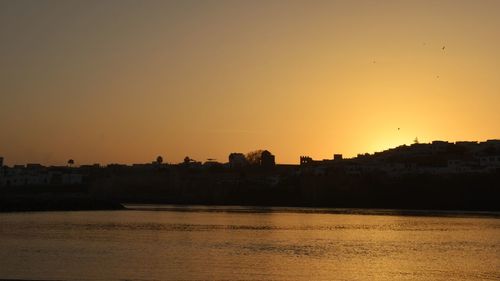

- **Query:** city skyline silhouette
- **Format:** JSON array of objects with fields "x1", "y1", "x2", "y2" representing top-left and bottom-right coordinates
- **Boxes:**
[{"x1": 0, "y1": 2, "x2": 499, "y2": 281}]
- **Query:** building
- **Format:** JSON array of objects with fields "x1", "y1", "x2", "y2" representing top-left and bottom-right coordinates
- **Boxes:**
[
  {"x1": 479, "y1": 155, "x2": 500, "y2": 168},
  {"x1": 300, "y1": 156, "x2": 313, "y2": 165},
  {"x1": 0, "y1": 165, "x2": 84, "y2": 187},
  {"x1": 261, "y1": 150, "x2": 275, "y2": 168}
]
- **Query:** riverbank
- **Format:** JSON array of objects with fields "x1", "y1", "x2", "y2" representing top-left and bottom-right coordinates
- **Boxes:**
[
  {"x1": 124, "y1": 203, "x2": 500, "y2": 219},
  {"x1": 0, "y1": 195, "x2": 124, "y2": 212}
]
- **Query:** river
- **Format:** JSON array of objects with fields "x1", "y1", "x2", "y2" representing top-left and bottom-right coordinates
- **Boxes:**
[{"x1": 0, "y1": 206, "x2": 499, "y2": 281}]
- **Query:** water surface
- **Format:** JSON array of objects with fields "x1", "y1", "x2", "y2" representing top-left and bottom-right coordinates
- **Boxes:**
[{"x1": 0, "y1": 206, "x2": 499, "y2": 281}]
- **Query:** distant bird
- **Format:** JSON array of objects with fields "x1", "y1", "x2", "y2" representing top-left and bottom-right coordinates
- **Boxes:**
[
  {"x1": 398, "y1": 128, "x2": 400, "y2": 131},
  {"x1": 373, "y1": 60, "x2": 377, "y2": 64},
  {"x1": 436, "y1": 75, "x2": 440, "y2": 79},
  {"x1": 442, "y1": 46, "x2": 446, "y2": 51}
]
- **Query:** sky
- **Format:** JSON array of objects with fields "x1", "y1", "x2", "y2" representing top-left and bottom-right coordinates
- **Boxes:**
[{"x1": 1, "y1": 0, "x2": 499, "y2": 165}]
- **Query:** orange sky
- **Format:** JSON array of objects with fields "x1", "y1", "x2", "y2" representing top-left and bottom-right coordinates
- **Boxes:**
[{"x1": 1, "y1": 0, "x2": 499, "y2": 165}]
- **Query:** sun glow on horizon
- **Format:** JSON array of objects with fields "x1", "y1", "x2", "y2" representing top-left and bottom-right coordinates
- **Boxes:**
[{"x1": 0, "y1": 0, "x2": 499, "y2": 165}]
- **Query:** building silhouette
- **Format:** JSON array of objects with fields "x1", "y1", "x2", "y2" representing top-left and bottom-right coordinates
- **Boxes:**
[
  {"x1": 261, "y1": 150, "x2": 275, "y2": 168},
  {"x1": 300, "y1": 156, "x2": 313, "y2": 165}
]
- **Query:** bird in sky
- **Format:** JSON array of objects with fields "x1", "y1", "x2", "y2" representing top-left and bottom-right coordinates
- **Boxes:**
[{"x1": 442, "y1": 46, "x2": 446, "y2": 51}]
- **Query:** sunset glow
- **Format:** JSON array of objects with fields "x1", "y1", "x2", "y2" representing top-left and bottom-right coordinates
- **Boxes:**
[{"x1": 1, "y1": 0, "x2": 499, "y2": 165}]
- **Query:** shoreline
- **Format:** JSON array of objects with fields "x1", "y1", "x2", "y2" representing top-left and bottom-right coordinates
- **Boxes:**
[
  {"x1": 0, "y1": 196, "x2": 125, "y2": 213},
  {"x1": 123, "y1": 203, "x2": 500, "y2": 219}
]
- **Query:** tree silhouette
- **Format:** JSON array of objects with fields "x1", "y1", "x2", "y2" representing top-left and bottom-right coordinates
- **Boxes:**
[
  {"x1": 156, "y1": 156, "x2": 163, "y2": 164},
  {"x1": 67, "y1": 159, "x2": 75, "y2": 167},
  {"x1": 246, "y1": 150, "x2": 264, "y2": 165}
]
